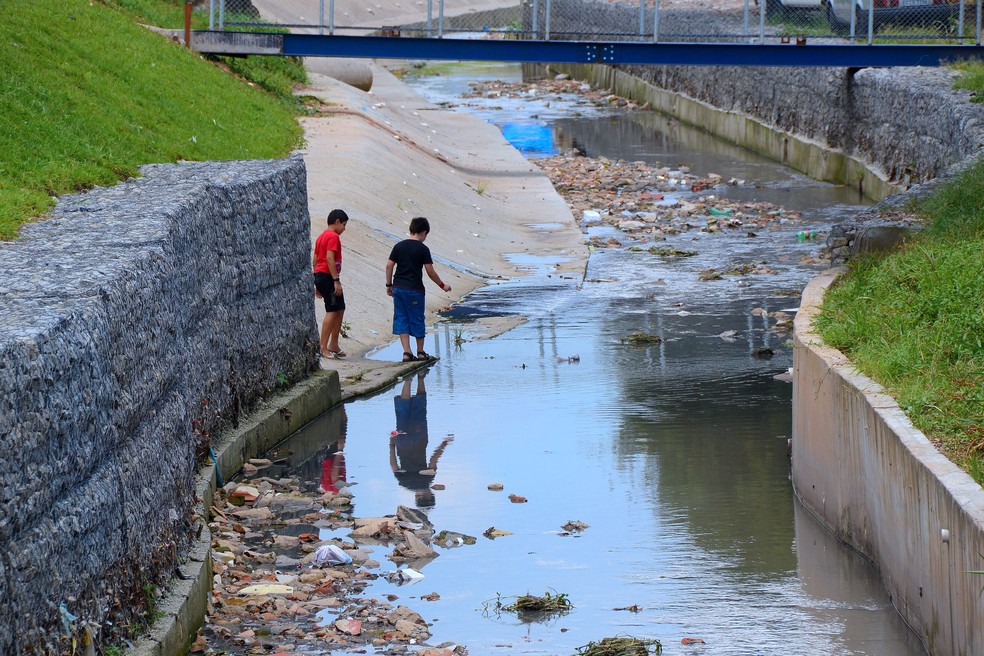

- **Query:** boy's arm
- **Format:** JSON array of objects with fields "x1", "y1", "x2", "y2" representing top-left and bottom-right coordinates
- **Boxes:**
[
  {"x1": 326, "y1": 250, "x2": 342, "y2": 295},
  {"x1": 385, "y1": 260, "x2": 396, "y2": 296},
  {"x1": 424, "y1": 263, "x2": 451, "y2": 292}
]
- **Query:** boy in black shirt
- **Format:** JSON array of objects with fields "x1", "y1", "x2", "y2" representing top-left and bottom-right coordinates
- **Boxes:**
[{"x1": 385, "y1": 217, "x2": 451, "y2": 362}]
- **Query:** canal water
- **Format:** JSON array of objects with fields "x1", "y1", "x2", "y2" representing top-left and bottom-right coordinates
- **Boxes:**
[{"x1": 264, "y1": 64, "x2": 926, "y2": 655}]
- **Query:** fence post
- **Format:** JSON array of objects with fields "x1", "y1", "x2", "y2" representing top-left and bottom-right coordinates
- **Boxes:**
[
  {"x1": 319, "y1": 0, "x2": 325, "y2": 36},
  {"x1": 439, "y1": 0, "x2": 444, "y2": 37},
  {"x1": 976, "y1": 0, "x2": 981, "y2": 44},
  {"x1": 546, "y1": 0, "x2": 551, "y2": 40},
  {"x1": 653, "y1": 0, "x2": 660, "y2": 42},
  {"x1": 533, "y1": 0, "x2": 540, "y2": 38},
  {"x1": 743, "y1": 0, "x2": 750, "y2": 39},
  {"x1": 209, "y1": 0, "x2": 215, "y2": 30},
  {"x1": 639, "y1": 0, "x2": 645, "y2": 37},
  {"x1": 427, "y1": 0, "x2": 433, "y2": 37},
  {"x1": 184, "y1": 0, "x2": 192, "y2": 47},
  {"x1": 218, "y1": 0, "x2": 224, "y2": 30},
  {"x1": 867, "y1": 0, "x2": 873, "y2": 45},
  {"x1": 330, "y1": 0, "x2": 335, "y2": 34},
  {"x1": 758, "y1": 0, "x2": 765, "y2": 42}
]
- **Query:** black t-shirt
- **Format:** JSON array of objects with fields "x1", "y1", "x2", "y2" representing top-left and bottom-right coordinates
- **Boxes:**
[{"x1": 388, "y1": 238, "x2": 433, "y2": 291}]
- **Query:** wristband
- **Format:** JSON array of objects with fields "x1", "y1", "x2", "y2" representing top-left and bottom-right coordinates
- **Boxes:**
[{"x1": 385, "y1": 283, "x2": 393, "y2": 287}]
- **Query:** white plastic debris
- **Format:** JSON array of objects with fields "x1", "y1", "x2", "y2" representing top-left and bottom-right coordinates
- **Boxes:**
[
  {"x1": 389, "y1": 567, "x2": 425, "y2": 584},
  {"x1": 313, "y1": 544, "x2": 353, "y2": 566}
]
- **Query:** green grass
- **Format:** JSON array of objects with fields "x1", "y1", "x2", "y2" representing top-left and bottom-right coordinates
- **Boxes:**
[
  {"x1": 816, "y1": 156, "x2": 984, "y2": 478},
  {"x1": 953, "y1": 59, "x2": 984, "y2": 102},
  {"x1": 0, "y1": 0, "x2": 305, "y2": 239}
]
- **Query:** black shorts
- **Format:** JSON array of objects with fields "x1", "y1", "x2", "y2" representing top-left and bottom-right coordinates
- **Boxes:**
[{"x1": 314, "y1": 272, "x2": 345, "y2": 312}]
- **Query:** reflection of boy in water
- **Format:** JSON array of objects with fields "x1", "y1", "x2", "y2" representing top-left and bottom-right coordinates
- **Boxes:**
[
  {"x1": 390, "y1": 371, "x2": 453, "y2": 507},
  {"x1": 319, "y1": 406, "x2": 347, "y2": 494},
  {"x1": 319, "y1": 439, "x2": 346, "y2": 494}
]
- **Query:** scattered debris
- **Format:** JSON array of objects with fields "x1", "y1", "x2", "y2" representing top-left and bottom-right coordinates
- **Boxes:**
[
  {"x1": 561, "y1": 520, "x2": 590, "y2": 533},
  {"x1": 620, "y1": 331, "x2": 663, "y2": 345},
  {"x1": 483, "y1": 527, "x2": 513, "y2": 539},
  {"x1": 434, "y1": 530, "x2": 477, "y2": 547},
  {"x1": 498, "y1": 591, "x2": 573, "y2": 614},
  {"x1": 508, "y1": 493, "x2": 528, "y2": 503},
  {"x1": 575, "y1": 636, "x2": 663, "y2": 655},
  {"x1": 647, "y1": 245, "x2": 696, "y2": 257}
]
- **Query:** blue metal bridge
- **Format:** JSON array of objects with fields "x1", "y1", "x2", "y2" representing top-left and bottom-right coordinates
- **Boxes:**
[{"x1": 192, "y1": 0, "x2": 983, "y2": 66}]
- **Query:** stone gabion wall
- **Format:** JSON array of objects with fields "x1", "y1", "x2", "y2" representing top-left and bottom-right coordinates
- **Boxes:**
[
  {"x1": 0, "y1": 155, "x2": 317, "y2": 653},
  {"x1": 540, "y1": 0, "x2": 984, "y2": 187}
]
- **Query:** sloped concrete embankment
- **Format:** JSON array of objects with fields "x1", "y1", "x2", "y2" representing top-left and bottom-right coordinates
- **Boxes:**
[
  {"x1": 539, "y1": 61, "x2": 984, "y2": 200},
  {"x1": 0, "y1": 156, "x2": 319, "y2": 654},
  {"x1": 793, "y1": 272, "x2": 984, "y2": 656}
]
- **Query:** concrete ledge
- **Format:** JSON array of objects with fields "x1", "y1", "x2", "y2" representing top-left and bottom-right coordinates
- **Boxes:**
[{"x1": 792, "y1": 270, "x2": 984, "y2": 656}]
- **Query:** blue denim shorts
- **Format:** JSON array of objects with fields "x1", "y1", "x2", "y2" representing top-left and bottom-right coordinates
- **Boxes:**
[{"x1": 392, "y1": 287, "x2": 426, "y2": 338}]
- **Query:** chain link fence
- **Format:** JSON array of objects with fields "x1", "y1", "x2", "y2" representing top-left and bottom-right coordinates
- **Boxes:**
[{"x1": 212, "y1": 0, "x2": 982, "y2": 44}]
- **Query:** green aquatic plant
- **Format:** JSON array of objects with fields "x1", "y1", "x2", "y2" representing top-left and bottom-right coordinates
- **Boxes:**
[
  {"x1": 620, "y1": 331, "x2": 662, "y2": 345},
  {"x1": 575, "y1": 635, "x2": 662, "y2": 656}
]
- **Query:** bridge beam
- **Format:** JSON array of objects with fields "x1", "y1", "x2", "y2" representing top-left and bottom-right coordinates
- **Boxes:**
[{"x1": 191, "y1": 31, "x2": 984, "y2": 67}]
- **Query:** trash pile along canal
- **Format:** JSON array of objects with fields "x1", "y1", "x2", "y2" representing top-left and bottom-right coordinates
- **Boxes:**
[{"x1": 197, "y1": 74, "x2": 822, "y2": 656}]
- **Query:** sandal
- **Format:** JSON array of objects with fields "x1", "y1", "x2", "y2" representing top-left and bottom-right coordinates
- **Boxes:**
[
  {"x1": 416, "y1": 351, "x2": 433, "y2": 361},
  {"x1": 402, "y1": 352, "x2": 417, "y2": 362},
  {"x1": 327, "y1": 349, "x2": 347, "y2": 359}
]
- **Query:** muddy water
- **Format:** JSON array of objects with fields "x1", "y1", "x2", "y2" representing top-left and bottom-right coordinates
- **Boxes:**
[{"x1": 265, "y1": 64, "x2": 926, "y2": 654}]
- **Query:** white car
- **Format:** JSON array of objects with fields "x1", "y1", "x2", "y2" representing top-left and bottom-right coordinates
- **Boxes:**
[
  {"x1": 825, "y1": 0, "x2": 965, "y2": 33},
  {"x1": 758, "y1": 0, "x2": 824, "y2": 19}
]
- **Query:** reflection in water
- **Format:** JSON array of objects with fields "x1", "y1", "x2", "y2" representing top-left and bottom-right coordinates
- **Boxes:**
[
  {"x1": 319, "y1": 436, "x2": 347, "y2": 495},
  {"x1": 391, "y1": 370, "x2": 454, "y2": 508}
]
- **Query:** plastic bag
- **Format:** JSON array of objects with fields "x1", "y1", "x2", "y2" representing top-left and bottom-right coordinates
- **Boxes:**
[{"x1": 313, "y1": 544, "x2": 353, "y2": 565}]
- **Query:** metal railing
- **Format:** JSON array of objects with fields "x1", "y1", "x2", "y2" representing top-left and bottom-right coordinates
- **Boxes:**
[{"x1": 207, "y1": 0, "x2": 982, "y2": 45}]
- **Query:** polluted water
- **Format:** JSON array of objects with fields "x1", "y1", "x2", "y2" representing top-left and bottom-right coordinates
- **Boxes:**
[{"x1": 217, "y1": 63, "x2": 926, "y2": 656}]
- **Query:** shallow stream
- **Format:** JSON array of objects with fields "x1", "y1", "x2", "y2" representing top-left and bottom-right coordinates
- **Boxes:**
[{"x1": 263, "y1": 63, "x2": 926, "y2": 655}]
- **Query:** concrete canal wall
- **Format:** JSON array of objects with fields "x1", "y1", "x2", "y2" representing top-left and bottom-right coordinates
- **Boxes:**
[
  {"x1": 540, "y1": 62, "x2": 984, "y2": 200},
  {"x1": 0, "y1": 156, "x2": 321, "y2": 654},
  {"x1": 793, "y1": 271, "x2": 984, "y2": 656}
]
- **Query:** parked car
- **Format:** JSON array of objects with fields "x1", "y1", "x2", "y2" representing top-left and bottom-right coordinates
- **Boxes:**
[
  {"x1": 755, "y1": 0, "x2": 823, "y2": 18},
  {"x1": 825, "y1": 0, "x2": 965, "y2": 34},
  {"x1": 758, "y1": 0, "x2": 824, "y2": 19}
]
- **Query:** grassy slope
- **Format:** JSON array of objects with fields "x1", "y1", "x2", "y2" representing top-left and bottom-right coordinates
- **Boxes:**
[
  {"x1": 817, "y1": 159, "x2": 984, "y2": 480},
  {"x1": 0, "y1": 0, "x2": 303, "y2": 239}
]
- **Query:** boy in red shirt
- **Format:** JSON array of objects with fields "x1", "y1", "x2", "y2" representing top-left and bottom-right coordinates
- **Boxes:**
[{"x1": 313, "y1": 209, "x2": 349, "y2": 358}]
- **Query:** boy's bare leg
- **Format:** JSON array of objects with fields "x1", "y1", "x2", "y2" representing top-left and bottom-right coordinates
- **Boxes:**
[
  {"x1": 319, "y1": 315, "x2": 332, "y2": 354},
  {"x1": 325, "y1": 310, "x2": 344, "y2": 353}
]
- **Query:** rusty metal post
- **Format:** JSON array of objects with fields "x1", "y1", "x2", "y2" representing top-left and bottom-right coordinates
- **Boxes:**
[{"x1": 184, "y1": 0, "x2": 192, "y2": 48}]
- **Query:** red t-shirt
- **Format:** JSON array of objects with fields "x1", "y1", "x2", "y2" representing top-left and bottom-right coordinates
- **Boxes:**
[{"x1": 314, "y1": 229, "x2": 342, "y2": 275}]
